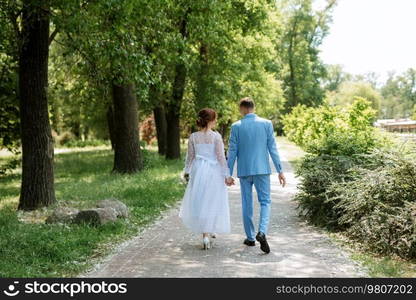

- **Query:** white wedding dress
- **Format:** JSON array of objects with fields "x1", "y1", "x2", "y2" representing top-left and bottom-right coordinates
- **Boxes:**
[{"x1": 179, "y1": 130, "x2": 231, "y2": 234}]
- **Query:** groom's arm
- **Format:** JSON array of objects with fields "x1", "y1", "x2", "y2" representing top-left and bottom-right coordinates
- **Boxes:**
[
  {"x1": 266, "y1": 121, "x2": 283, "y2": 173},
  {"x1": 227, "y1": 124, "x2": 238, "y2": 176}
]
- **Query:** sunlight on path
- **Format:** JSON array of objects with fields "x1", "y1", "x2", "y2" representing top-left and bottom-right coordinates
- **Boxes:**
[{"x1": 84, "y1": 139, "x2": 366, "y2": 278}]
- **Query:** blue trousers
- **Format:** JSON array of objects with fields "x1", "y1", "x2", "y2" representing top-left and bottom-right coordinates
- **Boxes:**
[{"x1": 239, "y1": 175, "x2": 271, "y2": 241}]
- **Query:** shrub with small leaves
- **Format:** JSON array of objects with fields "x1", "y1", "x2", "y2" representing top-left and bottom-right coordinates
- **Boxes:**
[
  {"x1": 287, "y1": 96, "x2": 416, "y2": 259},
  {"x1": 328, "y1": 148, "x2": 416, "y2": 259},
  {"x1": 282, "y1": 97, "x2": 385, "y2": 156},
  {"x1": 294, "y1": 153, "x2": 363, "y2": 229}
]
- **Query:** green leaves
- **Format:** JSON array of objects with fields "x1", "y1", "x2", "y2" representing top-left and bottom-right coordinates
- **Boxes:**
[
  {"x1": 330, "y1": 148, "x2": 416, "y2": 259},
  {"x1": 287, "y1": 67, "x2": 416, "y2": 259},
  {"x1": 380, "y1": 68, "x2": 416, "y2": 119},
  {"x1": 282, "y1": 97, "x2": 382, "y2": 156},
  {"x1": 0, "y1": 50, "x2": 20, "y2": 157},
  {"x1": 326, "y1": 81, "x2": 382, "y2": 113},
  {"x1": 278, "y1": 0, "x2": 335, "y2": 111}
]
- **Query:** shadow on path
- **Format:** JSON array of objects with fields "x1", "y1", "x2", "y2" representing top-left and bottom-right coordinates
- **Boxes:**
[{"x1": 84, "y1": 144, "x2": 366, "y2": 278}]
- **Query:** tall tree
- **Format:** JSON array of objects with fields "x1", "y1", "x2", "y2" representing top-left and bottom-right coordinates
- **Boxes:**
[
  {"x1": 380, "y1": 69, "x2": 416, "y2": 118},
  {"x1": 165, "y1": 7, "x2": 189, "y2": 159},
  {"x1": 325, "y1": 81, "x2": 381, "y2": 112},
  {"x1": 322, "y1": 64, "x2": 351, "y2": 92},
  {"x1": 184, "y1": 0, "x2": 283, "y2": 132},
  {"x1": 279, "y1": 0, "x2": 336, "y2": 112},
  {"x1": 151, "y1": 85, "x2": 168, "y2": 155},
  {"x1": 18, "y1": 0, "x2": 56, "y2": 209},
  {"x1": 194, "y1": 43, "x2": 211, "y2": 111},
  {"x1": 58, "y1": 0, "x2": 155, "y2": 172},
  {"x1": 112, "y1": 83, "x2": 142, "y2": 172}
]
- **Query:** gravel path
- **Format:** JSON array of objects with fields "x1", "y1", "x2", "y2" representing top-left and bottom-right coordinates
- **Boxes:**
[{"x1": 84, "y1": 142, "x2": 366, "y2": 278}]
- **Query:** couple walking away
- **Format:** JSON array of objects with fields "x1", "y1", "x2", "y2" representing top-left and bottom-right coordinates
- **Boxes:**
[{"x1": 179, "y1": 97, "x2": 287, "y2": 254}]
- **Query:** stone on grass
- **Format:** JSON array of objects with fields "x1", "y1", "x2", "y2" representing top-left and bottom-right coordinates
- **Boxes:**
[
  {"x1": 96, "y1": 198, "x2": 129, "y2": 218},
  {"x1": 46, "y1": 207, "x2": 79, "y2": 224},
  {"x1": 74, "y1": 207, "x2": 117, "y2": 226}
]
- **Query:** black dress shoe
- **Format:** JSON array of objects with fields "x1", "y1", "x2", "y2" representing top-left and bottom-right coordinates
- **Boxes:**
[
  {"x1": 243, "y1": 239, "x2": 255, "y2": 246},
  {"x1": 256, "y1": 232, "x2": 270, "y2": 254}
]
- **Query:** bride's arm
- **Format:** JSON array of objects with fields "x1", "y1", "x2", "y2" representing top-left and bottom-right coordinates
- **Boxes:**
[
  {"x1": 184, "y1": 134, "x2": 195, "y2": 174},
  {"x1": 215, "y1": 133, "x2": 231, "y2": 178}
]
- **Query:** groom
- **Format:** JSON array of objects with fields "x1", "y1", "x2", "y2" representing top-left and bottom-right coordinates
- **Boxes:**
[{"x1": 226, "y1": 97, "x2": 286, "y2": 254}]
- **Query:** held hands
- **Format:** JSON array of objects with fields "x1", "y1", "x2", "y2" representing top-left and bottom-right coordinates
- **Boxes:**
[
  {"x1": 185, "y1": 174, "x2": 235, "y2": 186},
  {"x1": 224, "y1": 175, "x2": 285, "y2": 187},
  {"x1": 225, "y1": 176, "x2": 235, "y2": 186},
  {"x1": 278, "y1": 172, "x2": 286, "y2": 187}
]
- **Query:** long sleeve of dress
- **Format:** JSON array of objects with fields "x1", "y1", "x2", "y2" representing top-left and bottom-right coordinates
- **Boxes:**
[
  {"x1": 184, "y1": 134, "x2": 195, "y2": 174},
  {"x1": 215, "y1": 133, "x2": 231, "y2": 178}
]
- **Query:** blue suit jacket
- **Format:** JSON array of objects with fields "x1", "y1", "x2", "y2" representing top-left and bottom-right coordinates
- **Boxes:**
[{"x1": 227, "y1": 113, "x2": 283, "y2": 177}]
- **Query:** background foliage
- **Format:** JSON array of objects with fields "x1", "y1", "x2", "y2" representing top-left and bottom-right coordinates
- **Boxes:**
[{"x1": 284, "y1": 97, "x2": 416, "y2": 259}]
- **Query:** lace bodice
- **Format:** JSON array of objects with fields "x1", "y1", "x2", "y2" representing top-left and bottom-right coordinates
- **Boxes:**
[{"x1": 184, "y1": 130, "x2": 230, "y2": 177}]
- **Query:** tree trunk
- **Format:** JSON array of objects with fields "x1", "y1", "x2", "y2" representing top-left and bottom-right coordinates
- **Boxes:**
[
  {"x1": 166, "y1": 62, "x2": 186, "y2": 160},
  {"x1": 165, "y1": 104, "x2": 181, "y2": 160},
  {"x1": 18, "y1": 0, "x2": 55, "y2": 210},
  {"x1": 73, "y1": 102, "x2": 82, "y2": 138},
  {"x1": 153, "y1": 103, "x2": 167, "y2": 156},
  {"x1": 165, "y1": 14, "x2": 188, "y2": 160},
  {"x1": 195, "y1": 43, "x2": 210, "y2": 110},
  {"x1": 285, "y1": 19, "x2": 299, "y2": 113},
  {"x1": 106, "y1": 105, "x2": 116, "y2": 150},
  {"x1": 111, "y1": 83, "x2": 143, "y2": 173},
  {"x1": 149, "y1": 84, "x2": 167, "y2": 155}
]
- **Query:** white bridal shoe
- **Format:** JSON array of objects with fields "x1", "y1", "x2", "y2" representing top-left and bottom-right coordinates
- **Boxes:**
[{"x1": 202, "y1": 236, "x2": 211, "y2": 250}]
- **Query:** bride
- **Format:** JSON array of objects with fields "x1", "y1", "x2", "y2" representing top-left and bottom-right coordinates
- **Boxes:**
[{"x1": 179, "y1": 108, "x2": 232, "y2": 249}]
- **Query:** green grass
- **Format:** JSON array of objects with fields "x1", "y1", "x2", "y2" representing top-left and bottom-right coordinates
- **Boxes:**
[
  {"x1": 0, "y1": 147, "x2": 185, "y2": 277},
  {"x1": 351, "y1": 254, "x2": 416, "y2": 278},
  {"x1": 330, "y1": 233, "x2": 416, "y2": 277}
]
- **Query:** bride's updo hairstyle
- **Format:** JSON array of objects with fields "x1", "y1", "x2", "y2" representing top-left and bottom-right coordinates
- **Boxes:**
[{"x1": 196, "y1": 108, "x2": 217, "y2": 128}]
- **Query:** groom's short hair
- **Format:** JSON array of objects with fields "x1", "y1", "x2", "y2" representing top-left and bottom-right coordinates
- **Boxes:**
[{"x1": 239, "y1": 97, "x2": 255, "y2": 109}]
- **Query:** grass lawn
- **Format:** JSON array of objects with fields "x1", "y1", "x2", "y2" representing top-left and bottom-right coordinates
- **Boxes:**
[
  {"x1": 330, "y1": 233, "x2": 416, "y2": 277},
  {"x1": 0, "y1": 147, "x2": 185, "y2": 277}
]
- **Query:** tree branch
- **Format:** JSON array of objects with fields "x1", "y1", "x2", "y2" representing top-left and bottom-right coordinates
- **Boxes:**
[
  {"x1": 63, "y1": 32, "x2": 101, "y2": 81},
  {"x1": 309, "y1": 0, "x2": 337, "y2": 45},
  {"x1": 49, "y1": 28, "x2": 59, "y2": 45},
  {"x1": 8, "y1": 8, "x2": 22, "y2": 40}
]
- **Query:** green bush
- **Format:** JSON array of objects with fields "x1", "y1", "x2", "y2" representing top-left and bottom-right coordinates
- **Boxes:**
[
  {"x1": 56, "y1": 131, "x2": 75, "y2": 146},
  {"x1": 328, "y1": 149, "x2": 416, "y2": 259},
  {"x1": 0, "y1": 156, "x2": 20, "y2": 176},
  {"x1": 52, "y1": 130, "x2": 110, "y2": 148},
  {"x1": 294, "y1": 153, "x2": 362, "y2": 229},
  {"x1": 282, "y1": 97, "x2": 384, "y2": 156},
  {"x1": 287, "y1": 98, "x2": 385, "y2": 228},
  {"x1": 62, "y1": 139, "x2": 110, "y2": 148},
  {"x1": 286, "y1": 97, "x2": 416, "y2": 259}
]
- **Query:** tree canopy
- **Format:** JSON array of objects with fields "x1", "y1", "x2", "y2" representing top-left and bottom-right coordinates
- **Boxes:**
[{"x1": 2, "y1": 0, "x2": 415, "y2": 209}]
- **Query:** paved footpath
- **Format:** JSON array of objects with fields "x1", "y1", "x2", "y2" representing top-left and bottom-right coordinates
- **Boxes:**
[{"x1": 85, "y1": 145, "x2": 366, "y2": 278}]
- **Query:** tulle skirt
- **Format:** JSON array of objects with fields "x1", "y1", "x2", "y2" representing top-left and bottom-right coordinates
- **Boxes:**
[{"x1": 179, "y1": 158, "x2": 230, "y2": 234}]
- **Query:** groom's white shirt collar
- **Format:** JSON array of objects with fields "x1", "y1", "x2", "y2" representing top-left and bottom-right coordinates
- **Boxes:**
[{"x1": 244, "y1": 113, "x2": 256, "y2": 118}]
